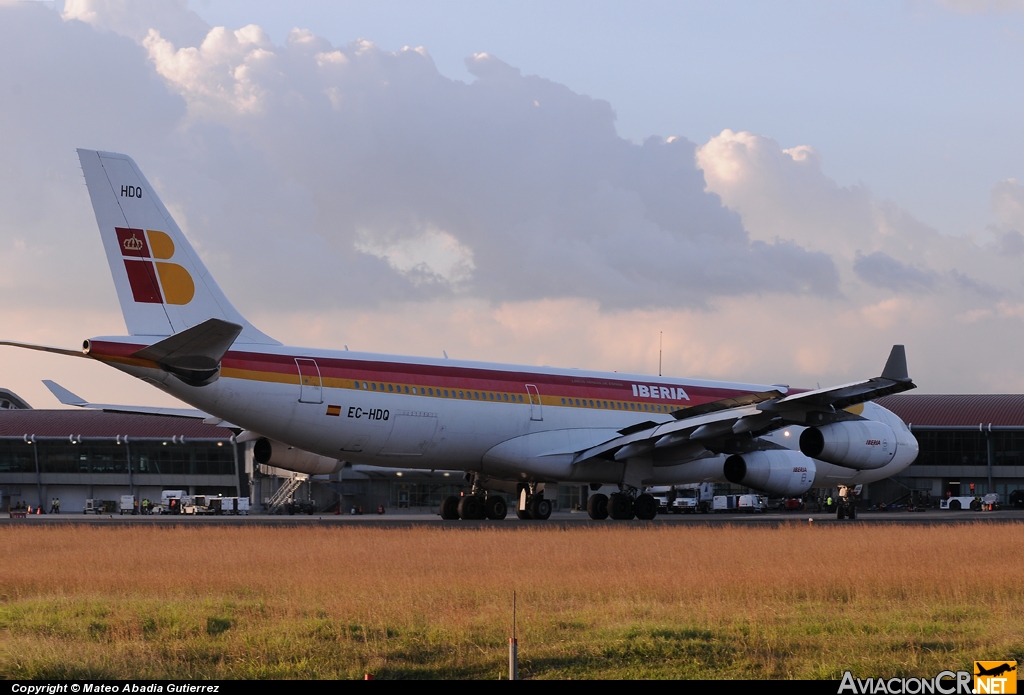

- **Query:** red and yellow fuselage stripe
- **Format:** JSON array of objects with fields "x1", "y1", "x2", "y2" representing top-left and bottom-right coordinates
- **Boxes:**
[{"x1": 86, "y1": 340, "x2": 758, "y2": 414}]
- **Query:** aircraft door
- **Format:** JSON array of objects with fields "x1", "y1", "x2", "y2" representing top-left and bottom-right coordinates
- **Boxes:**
[
  {"x1": 525, "y1": 384, "x2": 543, "y2": 421},
  {"x1": 295, "y1": 358, "x2": 323, "y2": 404}
]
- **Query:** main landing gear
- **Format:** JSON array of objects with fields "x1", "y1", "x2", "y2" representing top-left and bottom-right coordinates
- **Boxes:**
[
  {"x1": 586, "y1": 488, "x2": 657, "y2": 521},
  {"x1": 440, "y1": 476, "x2": 508, "y2": 520},
  {"x1": 440, "y1": 493, "x2": 508, "y2": 520}
]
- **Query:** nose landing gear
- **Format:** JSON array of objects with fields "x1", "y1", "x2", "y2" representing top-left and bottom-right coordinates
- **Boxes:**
[
  {"x1": 516, "y1": 483, "x2": 551, "y2": 520},
  {"x1": 835, "y1": 485, "x2": 859, "y2": 520}
]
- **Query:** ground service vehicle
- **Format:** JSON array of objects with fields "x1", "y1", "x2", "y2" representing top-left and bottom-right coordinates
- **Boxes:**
[
  {"x1": 737, "y1": 494, "x2": 766, "y2": 512},
  {"x1": 940, "y1": 496, "x2": 982, "y2": 511},
  {"x1": 210, "y1": 496, "x2": 249, "y2": 515},
  {"x1": 183, "y1": 495, "x2": 215, "y2": 514},
  {"x1": 649, "y1": 485, "x2": 700, "y2": 514},
  {"x1": 713, "y1": 495, "x2": 739, "y2": 512},
  {"x1": 119, "y1": 495, "x2": 135, "y2": 515},
  {"x1": 156, "y1": 490, "x2": 188, "y2": 514},
  {"x1": 673, "y1": 486, "x2": 701, "y2": 513},
  {"x1": 83, "y1": 499, "x2": 110, "y2": 514},
  {"x1": 0, "y1": 150, "x2": 922, "y2": 522},
  {"x1": 649, "y1": 486, "x2": 676, "y2": 513}
]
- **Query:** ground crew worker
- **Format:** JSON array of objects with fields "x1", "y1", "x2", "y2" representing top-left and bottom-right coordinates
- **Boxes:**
[
  {"x1": 142, "y1": 498, "x2": 149, "y2": 514},
  {"x1": 54, "y1": 498, "x2": 60, "y2": 513}
]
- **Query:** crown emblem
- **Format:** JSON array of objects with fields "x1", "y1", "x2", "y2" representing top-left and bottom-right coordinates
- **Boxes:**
[{"x1": 123, "y1": 234, "x2": 144, "y2": 252}]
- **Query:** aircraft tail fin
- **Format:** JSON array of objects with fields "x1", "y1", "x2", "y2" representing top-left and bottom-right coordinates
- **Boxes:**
[{"x1": 76, "y1": 149, "x2": 279, "y2": 345}]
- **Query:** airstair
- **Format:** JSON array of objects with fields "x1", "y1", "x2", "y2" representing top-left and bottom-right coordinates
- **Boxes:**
[{"x1": 266, "y1": 473, "x2": 308, "y2": 513}]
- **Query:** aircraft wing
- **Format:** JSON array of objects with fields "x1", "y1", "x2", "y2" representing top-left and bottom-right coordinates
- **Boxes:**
[
  {"x1": 42, "y1": 379, "x2": 216, "y2": 420},
  {"x1": 573, "y1": 345, "x2": 915, "y2": 466}
]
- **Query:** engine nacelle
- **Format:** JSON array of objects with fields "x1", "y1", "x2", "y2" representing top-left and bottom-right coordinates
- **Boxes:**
[
  {"x1": 723, "y1": 450, "x2": 816, "y2": 496},
  {"x1": 253, "y1": 438, "x2": 344, "y2": 475},
  {"x1": 799, "y1": 420, "x2": 896, "y2": 470}
]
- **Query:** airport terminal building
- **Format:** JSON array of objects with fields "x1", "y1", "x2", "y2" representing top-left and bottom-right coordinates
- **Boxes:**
[
  {"x1": 2, "y1": 389, "x2": 1022, "y2": 513},
  {"x1": 0, "y1": 406, "x2": 245, "y2": 513},
  {"x1": 872, "y1": 394, "x2": 1024, "y2": 503}
]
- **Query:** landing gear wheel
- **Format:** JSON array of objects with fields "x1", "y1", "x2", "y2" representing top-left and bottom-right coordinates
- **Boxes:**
[
  {"x1": 528, "y1": 495, "x2": 552, "y2": 520},
  {"x1": 528, "y1": 497, "x2": 552, "y2": 519},
  {"x1": 587, "y1": 493, "x2": 609, "y2": 520},
  {"x1": 440, "y1": 495, "x2": 460, "y2": 520},
  {"x1": 848, "y1": 505, "x2": 857, "y2": 520},
  {"x1": 633, "y1": 493, "x2": 657, "y2": 520},
  {"x1": 516, "y1": 505, "x2": 533, "y2": 520},
  {"x1": 836, "y1": 505, "x2": 846, "y2": 520},
  {"x1": 485, "y1": 496, "x2": 508, "y2": 520},
  {"x1": 608, "y1": 493, "x2": 635, "y2": 520},
  {"x1": 458, "y1": 495, "x2": 485, "y2": 520}
]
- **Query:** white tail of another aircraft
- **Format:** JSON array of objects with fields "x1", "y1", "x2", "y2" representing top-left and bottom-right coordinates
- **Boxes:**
[{"x1": 77, "y1": 149, "x2": 278, "y2": 344}]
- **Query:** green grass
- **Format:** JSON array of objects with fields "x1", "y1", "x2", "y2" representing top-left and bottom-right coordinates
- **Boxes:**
[
  {"x1": 3, "y1": 596, "x2": 1020, "y2": 679},
  {"x1": 2, "y1": 523, "x2": 1022, "y2": 679}
]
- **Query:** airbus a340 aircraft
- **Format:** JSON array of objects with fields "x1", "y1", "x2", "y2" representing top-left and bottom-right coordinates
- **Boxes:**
[{"x1": 1, "y1": 150, "x2": 919, "y2": 521}]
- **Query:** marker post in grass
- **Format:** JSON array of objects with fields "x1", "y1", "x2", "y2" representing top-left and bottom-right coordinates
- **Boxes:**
[{"x1": 509, "y1": 590, "x2": 518, "y2": 680}]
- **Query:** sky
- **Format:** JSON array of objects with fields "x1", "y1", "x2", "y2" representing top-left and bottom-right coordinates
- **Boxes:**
[{"x1": 2, "y1": 0, "x2": 1024, "y2": 410}]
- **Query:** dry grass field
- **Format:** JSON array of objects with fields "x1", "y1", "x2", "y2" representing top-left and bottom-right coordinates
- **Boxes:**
[{"x1": 2, "y1": 522, "x2": 1022, "y2": 679}]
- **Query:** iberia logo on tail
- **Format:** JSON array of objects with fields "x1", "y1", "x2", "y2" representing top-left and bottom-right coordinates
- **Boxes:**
[{"x1": 115, "y1": 228, "x2": 195, "y2": 305}]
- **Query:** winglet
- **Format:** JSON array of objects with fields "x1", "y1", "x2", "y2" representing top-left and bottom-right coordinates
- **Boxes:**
[
  {"x1": 880, "y1": 345, "x2": 910, "y2": 382},
  {"x1": 42, "y1": 380, "x2": 87, "y2": 406}
]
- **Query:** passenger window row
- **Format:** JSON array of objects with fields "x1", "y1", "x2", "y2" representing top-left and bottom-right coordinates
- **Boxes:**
[
  {"x1": 348, "y1": 377, "x2": 670, "y2": 414},
  {"x1": 558, "y1": 398, "x2": 670, "y2": 413},
  {"x1": 352, "y1": 380, "x2": 526, "y2": 403}
]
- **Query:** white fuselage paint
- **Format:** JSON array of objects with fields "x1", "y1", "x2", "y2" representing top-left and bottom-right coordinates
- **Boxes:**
[{"x1": 96, "y1": 338, "x2": 919, "y2": 488}]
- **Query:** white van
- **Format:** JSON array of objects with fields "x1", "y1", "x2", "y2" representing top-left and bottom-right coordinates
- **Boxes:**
[{"x1": 738, "y1": 494, "x2": 766, "y2": 513}]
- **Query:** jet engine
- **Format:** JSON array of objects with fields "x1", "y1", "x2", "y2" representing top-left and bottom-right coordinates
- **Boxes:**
[
  {"x1": 723, "y1": 450, "x2": 815, "y2": 496},
  {"x1": 799, "y1": 420, "x2": 896, "y2": 470},
  {"x1": 253, "y1": 437, "x2": 344, "y2": 475}
]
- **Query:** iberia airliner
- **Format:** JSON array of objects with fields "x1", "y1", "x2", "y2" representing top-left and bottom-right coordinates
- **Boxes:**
[{"x1": 1, "y1": 150, "x2": 919, "y2": 521}]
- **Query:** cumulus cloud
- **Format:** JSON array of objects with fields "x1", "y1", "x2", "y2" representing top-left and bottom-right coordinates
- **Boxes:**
[
  {"x1": 118, "y1": 13, "x2": 838, "y2": 309},
  {"x1": 992, "y1": 178, "x2": 1024, "y2": 230},
  {"x1": 696, "y1": 129, "x2": 1017, "y2": 305},
  {"x1": 63, "y1": 0, "x2": 209, "y2": 46},
  {"x1": 853, "y1": 251, "x2": 937, "y2": 293}
]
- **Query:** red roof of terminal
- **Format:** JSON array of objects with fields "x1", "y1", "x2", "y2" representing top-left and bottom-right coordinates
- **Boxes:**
[
  {"x1": 0, "y1": 409, "x2": 233, "y2": 439},
  {"x1": 875, "y1": 394, "x2": 1024, "y2": 427}
]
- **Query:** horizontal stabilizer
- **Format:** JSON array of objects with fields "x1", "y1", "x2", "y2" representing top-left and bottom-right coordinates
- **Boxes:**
[
  {"x1": 42, "y1": 380, "x2": 86, "y2": 406},
  {"x1": 133, "y1": 318, "x2": 242, "y2": 386},
  {"x1": 0, "y1": 340, "x2": 89, "y2": 359},
  {"x1": 42, "y1": 379, "x2": 208, "y2": 419}
]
